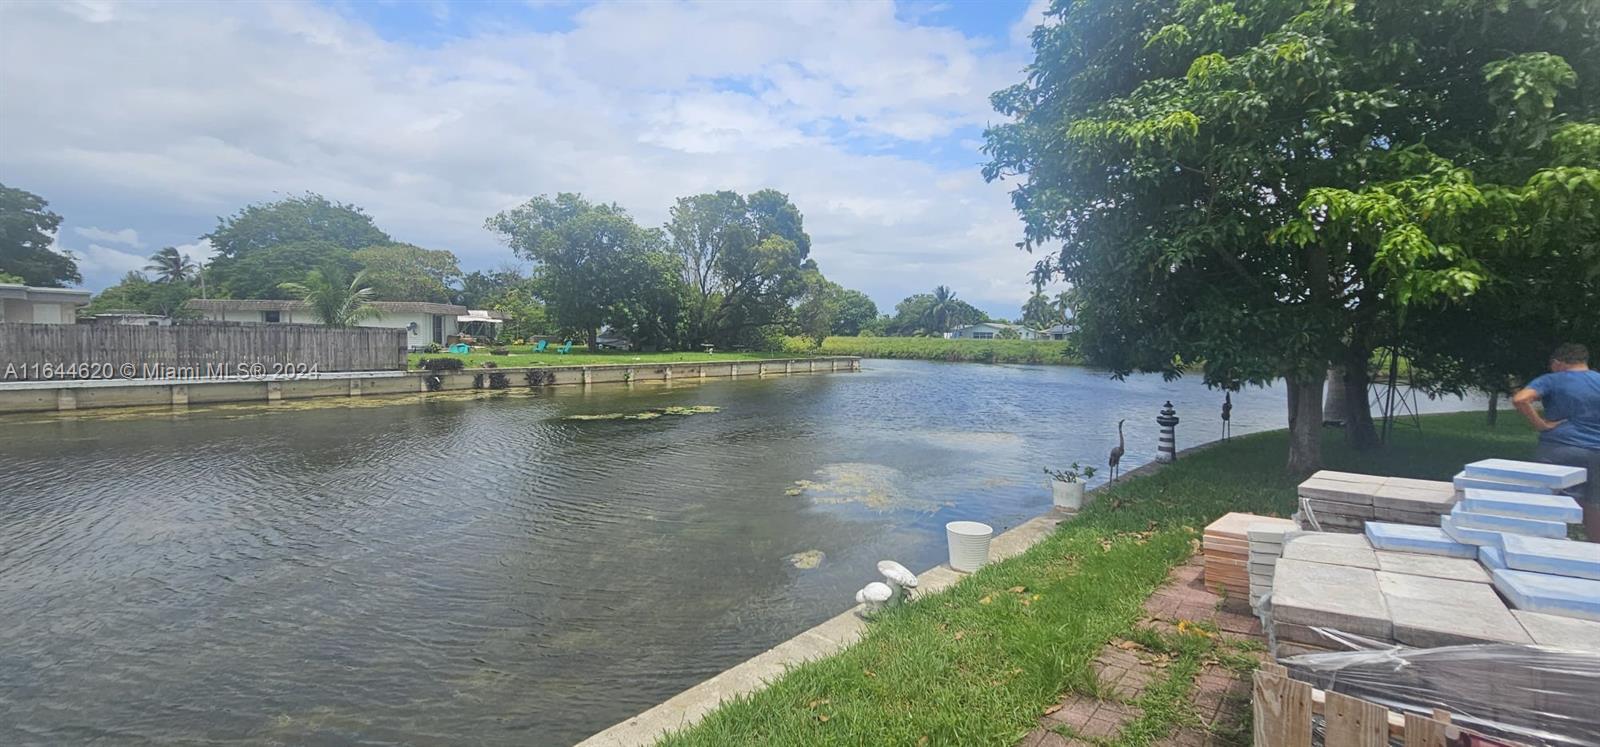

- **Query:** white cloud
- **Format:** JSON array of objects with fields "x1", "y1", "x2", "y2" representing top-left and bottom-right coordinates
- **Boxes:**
[
  {"x1": 73, "y1": 226, "x2": 143, "y2": 248},
  {"x1": 0, "y1": 0, "x2": 1044, "y2": 315},
  {"x1": 1011, "y1": 0, "x2": 1051, "y2": 46},
  {"x1": 174, "y1": 239, "x2": 217, "y2": 263},
  {"x1": 48, "y1": 235, "x2": 145, "y2": 288}
]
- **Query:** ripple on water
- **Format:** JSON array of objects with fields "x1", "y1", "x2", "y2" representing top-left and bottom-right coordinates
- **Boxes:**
[{"x1": 0, "y1": 360, "x2": 1483, "y2": 745}]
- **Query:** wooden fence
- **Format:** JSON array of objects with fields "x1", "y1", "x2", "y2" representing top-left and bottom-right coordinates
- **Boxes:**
[
  {"x1": 1254, "y1": 663, "x2": 1477, "y2": 747},
  {"x1": 0, "y1": 322, "x2": 407, "y2": 378}
]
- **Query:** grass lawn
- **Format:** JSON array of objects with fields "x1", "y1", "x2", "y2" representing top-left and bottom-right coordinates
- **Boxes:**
[
  {"x1": 659, "y1": 412, "x2": 1537, "y2": 746},
  {"x1": 407, "y1": 347, "x2": 806, "y2": 369},
  {"x1": 814, "y1": 336, "x2": 1081, "y2": 365}
]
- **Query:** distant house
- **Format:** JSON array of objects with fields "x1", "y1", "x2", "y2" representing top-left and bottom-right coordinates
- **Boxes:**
[
  {"x1": 947, "y1": 322, "x2": 1043, "y2": 340},
  {"x1": 1042, "y1": 309, "x2": 1079, "y2": 340},
  {"x1": 88, "y1": 311, "x2": 173, "y2": 327},
  {"x1": 0, "y1": 283, "x2": 91, "y2": 324},
  {"x1": 1041, "y1": 322, "x2": 1078, "y2": 341},
  {"x1": 187, "y1": 299, "x2": 504, "y2": 350}
]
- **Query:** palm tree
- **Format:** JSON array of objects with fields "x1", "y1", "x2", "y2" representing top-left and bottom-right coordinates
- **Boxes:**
[
  {"x1": 145, "y1": 247, "x2": 197, "y2": 283},
  {"x1": 279, "y1": 267, "x2": 381, "y2": 328},
  {"x1": 924, "y1": 285, "x2": 959, "y2": 333}
]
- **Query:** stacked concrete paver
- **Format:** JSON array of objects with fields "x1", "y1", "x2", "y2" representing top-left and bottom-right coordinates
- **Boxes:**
[
  {"x1": 1201, "y1": 512, "x2": 1296, "y2": 601},
  {"x1": 1246, "y1": 523, "x2": 1296, "y2": 609},
  {"x1": 1294, "y1": 470, "x2": 1457, "y2": 532},
  {"x1": 1265, "y1": 459, "x2": 1600, "y2": 656}
]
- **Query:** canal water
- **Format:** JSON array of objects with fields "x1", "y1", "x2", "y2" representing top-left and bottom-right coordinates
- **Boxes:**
[{"x1": 0, "y1": 360, "x2": 1481, "y2": 745}]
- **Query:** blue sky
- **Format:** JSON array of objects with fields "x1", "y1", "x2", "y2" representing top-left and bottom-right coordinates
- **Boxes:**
[{"x1": 0, "y1": 0, "x2": 1055, "y2": 319}]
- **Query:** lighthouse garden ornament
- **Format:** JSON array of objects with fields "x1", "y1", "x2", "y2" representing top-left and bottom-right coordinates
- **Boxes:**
[
  {"x1": 1044, "y1": 463, "x2": 1096, "y2": 510},
  {"x1": 1156, "y1": 401, "x2": 1180, "y2": 463}
]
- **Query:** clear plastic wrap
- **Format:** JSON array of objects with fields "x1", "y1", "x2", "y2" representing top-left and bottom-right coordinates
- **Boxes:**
[{"x1": 1276, "y1": 628, "x2": 1600, "y2": 746}]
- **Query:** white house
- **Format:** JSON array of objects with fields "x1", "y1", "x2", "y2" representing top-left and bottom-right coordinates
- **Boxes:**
[
  {"x1": 186, "y1": 299, "x2": 498, "y2": 350},
  {"x1": 947, "y1": 322, "x2": 1043, "y2": 340},
  {"x1": 1041, "y1": 322, "x2": 1078, "y2": 341},
  {"x1": 0, "y1": 283, "x2": 91, "y2": 324}
]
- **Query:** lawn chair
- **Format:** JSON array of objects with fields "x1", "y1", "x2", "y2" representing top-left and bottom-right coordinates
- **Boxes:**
[
  {"x1": 557, "y1": 340, "x2": 574, "y2": 355},
  {"x1": 448, "y1": 343, "x2": 471, "y2": 354},
  {"x1": 534, "y1": 340, "x2": 549, "y2": 352}
]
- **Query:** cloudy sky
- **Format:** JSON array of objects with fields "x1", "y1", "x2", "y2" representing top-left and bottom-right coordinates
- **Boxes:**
[{"x1": 0, "y1": 0, "x2": 1055, "y2": 318}]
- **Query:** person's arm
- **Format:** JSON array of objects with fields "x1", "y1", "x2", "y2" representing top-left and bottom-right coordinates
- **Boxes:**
[{"x1": 1513, "y1": 385, "x2": 1565, "y2": 431}]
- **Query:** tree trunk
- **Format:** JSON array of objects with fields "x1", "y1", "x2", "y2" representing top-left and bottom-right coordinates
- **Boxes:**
[
  {"x1": 1341, "y1": 346, "x2": 1380, "y2": 450},
  {"x1": 1323, "y1": 366, "x2": 1347, "y2": 426},
  {"x1": 586, "y1": 327, "x2": 599, "y2": 352},
  {"x1": 1487, "y1": 390, "x2": 1500, "y2": 427},
  {"x1": 1286, "y1": 373, "x2": 1325, "y2": 474}
]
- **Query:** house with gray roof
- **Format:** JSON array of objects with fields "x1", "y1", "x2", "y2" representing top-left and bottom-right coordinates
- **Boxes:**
[{"x1": 187, "y1": 299, "x2": 503, "y2": 350}]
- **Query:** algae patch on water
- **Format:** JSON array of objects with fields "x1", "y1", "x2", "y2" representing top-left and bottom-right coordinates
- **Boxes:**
[
  {"x1": 783, "y1": 463, "x2": 942, "y2": 512},
  {"x1": 786, "y1": 550, "x2": 825, "y2": 570},
  {"x1": 562, "y1": 405, "x2": 720, "y2": 422}
]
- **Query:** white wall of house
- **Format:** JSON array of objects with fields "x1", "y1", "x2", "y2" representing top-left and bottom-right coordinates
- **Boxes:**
[
  {"x1": 1, "y1": 299, "x2": 83, "y2": 324},
  {"x1": 195, "y1": 308, "x2": 457, "y2": 349},
  {"x1": 365, "y1": 313, "x2": 458, "y2": 349},
  {"x1": 949, "y1": 323, "x2": 1041, "y2": 340}
]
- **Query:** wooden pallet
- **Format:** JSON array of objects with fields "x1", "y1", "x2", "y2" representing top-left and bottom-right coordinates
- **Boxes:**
[{"x1": 1251, "y1": 663, "x2": 1518, "y2": 746}]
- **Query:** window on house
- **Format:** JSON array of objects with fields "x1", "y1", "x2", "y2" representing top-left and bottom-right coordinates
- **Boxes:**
[
  {"x1": 973, "y1": 332, "x2": 994, "y2": 339},
  {"x1": 263, "y1": 311, "x2": 281, "y2": 323}
]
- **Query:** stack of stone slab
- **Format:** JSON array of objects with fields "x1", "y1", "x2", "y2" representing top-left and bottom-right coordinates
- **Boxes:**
[
  {"x1": 1440, "y1": 460, "x2": 1588, "y2": 552},
  {"x1": 1202, "y1": 512, "x2": 1297, "y2": 601},
  {"x1": 1295, "y1": 470, "x2": 1458, "y2": 532},
  {"x1": 1266, "y1": 531, "x2": 1600, "y2": 657},
  {"x1": 1247, "y1": 523, "x2": 1298, "y2": 610}
]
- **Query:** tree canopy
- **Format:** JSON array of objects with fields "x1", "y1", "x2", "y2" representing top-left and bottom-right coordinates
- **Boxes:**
[
  {"x1": 351, "y1": 243, "x2": 462, "y2": 303},
  {"x1": 0, "y1": 183, "x2": 80, "y2": 287},
  {"x1": 883, "y1": 288, "x2": 987, "y2": 336},
  {"x1": 205, "y1": 193, "x2": 388, "y2": 298},
  {"x1": 985, "y1": 0, "x2": 1599, "y2": 471},
  {"x1": 665, "y1": 189, "x2": 816, "y2": 348},
  {"x1": 485, "y1": 193, "x2": 667, "y2": 350}
]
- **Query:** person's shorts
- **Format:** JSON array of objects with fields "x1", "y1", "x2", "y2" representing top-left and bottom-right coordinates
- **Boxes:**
[{"x1": 1536, "y1": 442, "x2": 1600, "y2": 505}]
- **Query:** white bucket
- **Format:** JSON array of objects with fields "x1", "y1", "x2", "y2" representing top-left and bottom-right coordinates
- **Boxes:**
[
  {"x1": 946, "y1": 520, "x2": 994, "y2": 572},
  {"x1": 1051, "y1": 480, "x2": 1086, "y2": 510}
]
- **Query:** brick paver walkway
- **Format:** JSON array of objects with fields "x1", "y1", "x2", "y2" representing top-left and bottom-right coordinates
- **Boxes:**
[{"x1": 1017, "y1": 557, "x2": 1263, "y2": 747}]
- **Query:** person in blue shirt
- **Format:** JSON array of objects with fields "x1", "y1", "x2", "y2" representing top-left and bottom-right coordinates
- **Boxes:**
[{"x1": 1514, "y1": 343, "x2": 1600, "y2": 541}]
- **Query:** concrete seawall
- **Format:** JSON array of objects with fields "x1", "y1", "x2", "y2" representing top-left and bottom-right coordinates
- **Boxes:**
[{"x1": 0, "y1": 357, "x2": 861, "y2": 414}]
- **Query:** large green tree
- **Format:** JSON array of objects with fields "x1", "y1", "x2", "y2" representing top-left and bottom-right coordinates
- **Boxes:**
[
  {"x1": 204, "y1": 194, "x2": 388, "y2": 298},
  {"x1": 0, "y1": 183, "x2": 79, "y2": 287},
  {"x1": 485, "y1": 193, "x2": 665, "y2": 350},
  {"x1": 351, "y1": 243, "x2": 462, "y2": 303},
  {"x1": 886, "y1": 291, "x2": 987, "y2": 336},
  {"x1": 665, "y1": 189, "x2": 815, "y2": 348},
  {"x1": 831, "y1": 288, "x2": 880, "y2": 337},
  {"x1": 216, "y1": 240, "x2": 356, "y2": 300},
  {"x1": 985, "y1": 0, "x2": 1599, "y2": 471}
]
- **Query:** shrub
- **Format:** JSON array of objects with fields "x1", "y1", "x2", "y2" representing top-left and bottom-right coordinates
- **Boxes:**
[
  {"x1": 779, "y1": 335, "x2": 820, "y2": 355},
  {"x1": 416, "y1": 357, "x2": 465, "y2": 372},
  {"x1": 423, "y1": 342, "x2": 443, "y2": 353},
  {"x1": 490, "y1": 346, "x2": 510, "y2": 356},
  {"x1": 815, "y1": 336, "x2": 1080, "y2": 365}
]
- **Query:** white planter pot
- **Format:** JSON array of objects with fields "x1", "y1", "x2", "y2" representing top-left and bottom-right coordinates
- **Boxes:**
[
  {"x1": 1051, "y1": 480, "x2": 1087, "y2": 510},
  {"x1": 946, "y1": 520, "x2": 994, "y2": 572}
]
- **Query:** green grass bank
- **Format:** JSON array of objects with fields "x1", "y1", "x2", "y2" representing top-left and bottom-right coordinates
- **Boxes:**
[
  {"x1": 810, "y1": 336, "x2": 1081, "y2": 365},
  {"x1": 658, "y1": 412, "x2": 1535, "y2": 746}
]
